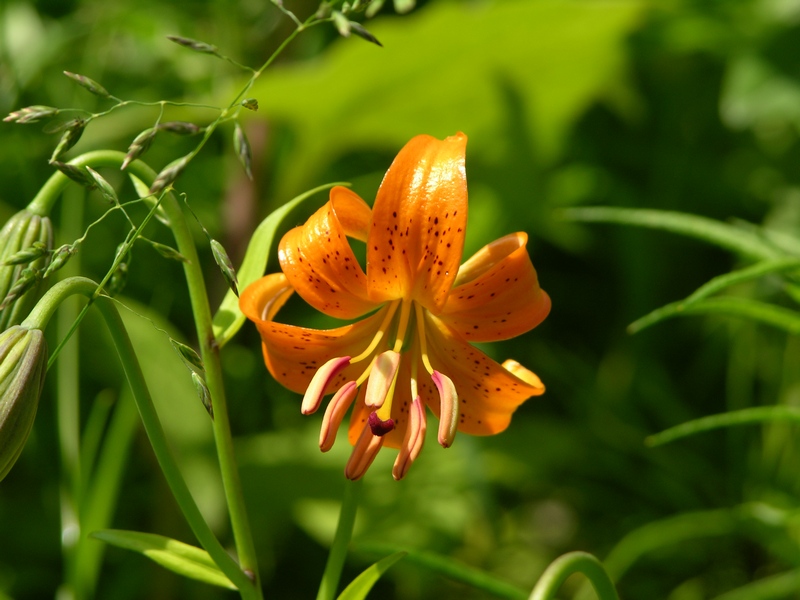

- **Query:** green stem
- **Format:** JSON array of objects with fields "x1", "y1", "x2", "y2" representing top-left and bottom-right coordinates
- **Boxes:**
[
  {"x1": 57, "y1": 185, "x2": 85, "y2": 597},
  {"x1": 23, "y1": 277, "x2": 258, "y2": 599},
  {"x1": 317, "y1": 479, "x2": 364, "y2": 600},
  {"x1": 28, "y1": 152, "x2": 262, "y2": 595},
  {"x1": 528, "y1": 552, "x2": 618, "y2": 600}
]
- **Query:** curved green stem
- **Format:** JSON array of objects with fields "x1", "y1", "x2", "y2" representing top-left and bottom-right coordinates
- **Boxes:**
[
  {"x1": 23, "y1": 277, "x2": 257, "y2": 598},
  {"x1": 27, "y1": 151, "x2": 262, "y2": 594},
  {"x1": 317, "y1": 479, "x2": 364, "y2": 600},
  {"x1": 528, "y1": 552, "x2": 619, "y2": 600}
]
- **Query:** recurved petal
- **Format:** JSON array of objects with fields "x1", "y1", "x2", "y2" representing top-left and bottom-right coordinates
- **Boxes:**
[
  {"x1": 439, "y1": 233, "x2": 550, "y2": 342},
  {"x1": 279, "y1": 186, "x2": 378, "y2": 320},
  {"x1": 420, "y1": 311, "x2": 544, "y2": 436},
  {"x1": 367, "y1": 133, "x2": 468, "y2": 312},
  {"x1": 240, "y1": 274, "x2": 390, "y2": 394}
]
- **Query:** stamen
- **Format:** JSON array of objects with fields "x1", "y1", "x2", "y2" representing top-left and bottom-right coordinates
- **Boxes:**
[
  {"x1": 344, "y1": 426, "x2": 384, "y2": 480},
  {"x1": 431, "y1": 370, "x2": 458, "y2": 448},
  {"x1": 391, "y1": 299, "x2": 413, "y2": 353},
  {"x1": 364, "y1": 351, "x2": 401, "y2": 409},
  {"x1": 368, "y1": 411, "x2": 395, "y2": 436},
  {"x1": 319, "y1": 381, "x2": 358, "y2": 451},
  {"x1": 414, "y1": 303, "x2": 435, "y2": 375},
  {"x1": 350, "y1": 300, "x2": 401, "y2": 363},
  {"x1": 392, "y1": 396, "x2": 427, "y2": 480},
  {"x1": 301, "y1": 355, "x2": 351, "y2": 415}
]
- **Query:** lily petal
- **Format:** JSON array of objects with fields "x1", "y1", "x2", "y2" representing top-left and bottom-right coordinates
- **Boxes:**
[
  {"x1": 240, "y1": 275, "x2": 390, "y2": 394},
  {"x1": 420, "y1": 311, "x2": 544, "y2": 436},
  {"x1": 367, "y1": 133, "x2": 468, "y2": 312},
  {"x1": 279, "y1": 186, "x2": 378, "y2": 319},
  {"x1": 439, "y1": 233, "x2": 551, "y2": 341}
]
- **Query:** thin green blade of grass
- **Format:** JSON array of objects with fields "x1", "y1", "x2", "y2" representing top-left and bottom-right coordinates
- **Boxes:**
[
  {"x1": 354, "y1": 543, "x2": 527, "y2": 600},
  {"x1": 632, "y1": 297, "x2": 800, "y2": 336},
  {"x1": 336, "y1": 552, "x2": 406, "y2": 600},
  {"x1": 629, "y1": 258, "x2": 800, "y2": 333},
  {"x1": 560, "y1": 207, "x2": 785, "y2": 260},
  {"x1": 711, "y1": 568, "x2": 800, "y2": 600},
  {"x1": 646, "y1": 406, "x2": 800, "y2": 447}
]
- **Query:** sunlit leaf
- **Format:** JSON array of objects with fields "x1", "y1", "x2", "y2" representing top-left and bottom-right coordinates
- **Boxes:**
[
  {"x1": 90, "y1": 529, "x2": 236, "y2": 590},
  {"x1": 629, "y1": 258, "x2": 800, "y2": 333},
  {"x1": 562, "y1": 207, "x2": 784, "y2": 260},
  {"x1": 211, "y1": 182, "x2": 348, "y2": 347},
  {"x1": 336, "y1": 552, "x2": 406, "y2": 600},
  {"x1": 646, "y1": 406, "x2": 800, "y2": 447},
  {"x1": 354, "y1": 543, "x2": 527, "y2": 600}
]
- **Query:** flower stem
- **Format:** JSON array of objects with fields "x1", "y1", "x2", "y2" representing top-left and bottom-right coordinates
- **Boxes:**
[
  {"x1": 316, "y1": 478, "x2": 364, "y2": 600},
  {"x1": 528, "y1": 552, "x2": 619, "y2": 600},
  {"x1": 27, "y1": 152, "x2": 262, "y2": 595},
  {"x1": 23, "y1": 277, "x2": 258, "y2": 598}
]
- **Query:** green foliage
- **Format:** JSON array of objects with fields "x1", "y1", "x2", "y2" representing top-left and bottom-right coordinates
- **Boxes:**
[{"x1": 90, "y1": 530, "x2": 237, "y2": 590}]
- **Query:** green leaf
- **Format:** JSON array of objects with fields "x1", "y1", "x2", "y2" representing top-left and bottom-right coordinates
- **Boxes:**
[
  {"x1": 634, "y1": 297, "x2": 800, "y2": 335},
  {"x1": 336, "y1": 552, "x2": 406, "y2": 600},
  {"x1": 211, "y1": 181, "x2": 347, "y2": 347},
  {"x1": 629, "y1": 258, "x2": 800, "y2": 333},
  {"x1": 646, "y1": 406, "x2": 800, "y2": 447},
  {"x1": 711, "y1": 568, "x2": 800, "y2": 600},
  {"x1": 354, "y1": 543, "x2": 527, "y2": 600},
  {"x1": 90, "y1": 529, "x2": 236, "y2": 590},
  {"x1": 251, "y1": 1, "x2": 644, "y2": 197},
  {"x1": 561, "y1": 207, "x2": 785, "y2": 260}
]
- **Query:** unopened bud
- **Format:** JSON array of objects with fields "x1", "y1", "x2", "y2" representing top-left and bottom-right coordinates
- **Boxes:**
[
  {"x1": 63, "y1": 71, "x2": 110, "y2": 98},
  {"x1": 166, "y1": 35, "x2": 218, "y2": 55},
  {"x1": 3, "y1": 105, "x2": 59, "y2": 124},
  {"x1": 332, "y1": 11, "x2": 351, "y2": 37},
  {"x1": 51, "y1": 161, "x2": 96, "y2": 189},
  {"x1": 170, "y1": 339, "x2": 204, "y2": 372},
  {"x1": 85, "y1": 167, "x2": 119, "y2": 205},
  {"x1": 233, "y1": 123, "x2": 253, "y2": 181},
  {"x1": 157, "y1": 121, "x2": 201, "y2": 135},
  {"x1": 210, "y1": 240, "x2": 239, "y2": 297},
  {"x1": 122, "y1": 128, "x2": 157, "y2": 171},
  {"x1": 0, "y1": 326, "x2": 48, "y2": 482},
  {"x1": 241, "y1": 98, "x2": 259, "y2": 112},
  {"x1": 44, "y1": 245, "x2": 78, "y2": 278},
  {"x1": 0, "y1": 211, "x2": 53, "y2": 330},
  {"x1": 150, "y1": 155, "x2": 190, "y2": 195},
  {"x1": 50, "y1": 118, "x2": 86, "y2": 162},
  {"x1": 191, "y1": 372, "x2": 214, "y2": 419}
]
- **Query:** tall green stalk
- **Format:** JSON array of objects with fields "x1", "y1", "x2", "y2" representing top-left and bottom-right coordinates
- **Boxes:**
[
  {"x1": 23, "y1": 277, "x2": 259, "y2": 599},
  {"x1": 317, "y1": 479, "x2": 364, "y2": 600},
  {"x1": 29, "y1": 153, "x2": 261, "y2": 595}
]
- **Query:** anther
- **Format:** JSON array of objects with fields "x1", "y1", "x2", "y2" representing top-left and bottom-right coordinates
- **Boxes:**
[
  {"x1": 301, "y1": 355, "x2": 351, "y2": 415},
  {"x1": 431, "y1": 370, "x2": 458, "y2": 448}
]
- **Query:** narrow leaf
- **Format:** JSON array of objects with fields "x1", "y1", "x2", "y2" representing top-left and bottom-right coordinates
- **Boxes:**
[
  {"x1": 629, "y1": 258, "x2": 800, "y2": 333},
  {"x1": 561, "y1": 207, "x2": 785, "y2": 261},
  {"x1": 337, "y1": 552, "x2": 406, "y2": 600},
  {"x1": 646, "y1": 406, "x2": 800, "y2": 447},
  {"x1": 211, "y1": 182, "x2": 348, "y2": 347},
  {"x1": 711, "y1": 568, "x2": 800, "y2": 600},
  {"x1": 90, "y1": 529, "x2": 236, "y2": 590},
  {"x1": 354, "y1": 543, "x2": 527, "y2": 600},
  {"x1": 631, "y1": 297, "x2": 800, "y2": 335}
]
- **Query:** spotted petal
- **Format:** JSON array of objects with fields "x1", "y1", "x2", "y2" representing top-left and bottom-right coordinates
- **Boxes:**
[
  {"x1": 367, "y1": 133, "x2": 468, "y2": 311},
  {"x1": 239, "y1": 273, "x2": 388, "y2": 394},
  {"x1": 279, "y1": 186, "x2": 378, "y2": 320},
  {"x1": 439, "y1": 233, "x2": 551, "y2": 342},
  {"x1": 420, "y1": 311, "x2": 544, "y2": 435}
]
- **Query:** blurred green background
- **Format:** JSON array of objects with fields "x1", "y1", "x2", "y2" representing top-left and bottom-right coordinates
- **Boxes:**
[{"x1": 3, "y1": 0, "x2": 800, "y2": 598}]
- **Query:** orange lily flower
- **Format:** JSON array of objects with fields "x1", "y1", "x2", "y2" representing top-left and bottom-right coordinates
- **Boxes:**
[{"x1": 240, "y1": 133, "x2": 550, "y2": 480}]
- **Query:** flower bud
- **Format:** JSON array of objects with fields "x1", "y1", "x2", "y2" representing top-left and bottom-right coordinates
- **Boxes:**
[
  {"x1": 0, "y1": 211, "x2": 53, "y2": 330},
  {"x1": 0, "y1": 326, "x2": 48, "y2": 482}
]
